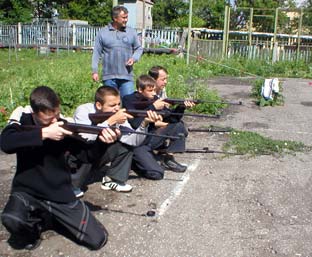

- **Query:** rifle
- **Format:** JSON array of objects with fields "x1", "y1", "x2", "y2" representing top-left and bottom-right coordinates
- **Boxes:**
[
  {"x1": 184, "y1": 147, "x2": 240, "y2": 155},
  {"x1": 89, "y1": 109, "x2": 220, "y2": 124},
  {"x1": 21, "y1": 122, "x2": 183, "y2": 140},
  {"x1": 188, "y1": 126, "x2": 233, "y2": 133},
  {"x1": 133, "y1": 98, "x2": 243, "y2": 108}
]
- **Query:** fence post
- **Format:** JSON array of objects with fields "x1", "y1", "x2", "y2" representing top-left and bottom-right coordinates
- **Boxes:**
[
  {"x1": 17, "y1": 22, "x2": 22, "y2": 47},
  {"x1": 272, "y1": 7, "x2": 279, "y2": 63},
  {"x1": 72, "y1": 24, "x2": 76, "y2": 47},
  {"x1": 248, "y1": 8, "x2": 254, "y2": 59},
  {"x1": 272, "y1": 42, "x2": 279, "y2": 63},
  {"x1": 47, "y1": 21, "x2": 50, "y2": 45},
  {"x1": 297, "y1": 8, "x2": 303, "y2": 61},
  {"x1": 222, "y1": 4, "x2": 230, "y2": 59},
  {"x1": 186, "y1": 0, "x2": 193, "y2": 65}
]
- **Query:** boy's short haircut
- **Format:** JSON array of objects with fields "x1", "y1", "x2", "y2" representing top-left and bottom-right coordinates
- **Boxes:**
[
  {"x1": 30, "y1": 86, "x2": 60, "y2": 113},
  {"x1": 95, "y1": 85, "x2": 120, "y2": 105},
  {"x1": 136, "y1": 75, "x2": 156, "y2": 91},
  {"x1": 148, "y1": 66, "x2": 168, "y2": 80}
]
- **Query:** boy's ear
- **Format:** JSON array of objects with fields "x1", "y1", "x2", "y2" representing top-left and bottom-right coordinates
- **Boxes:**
[{"x1": 95, "y1": 101, "x2": 103, "y2": 111}]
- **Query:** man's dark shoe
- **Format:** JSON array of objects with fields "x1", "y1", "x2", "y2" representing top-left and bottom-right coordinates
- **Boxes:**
[
  {"x1": 8, "y1": 235, "x2": 41, "y2": 250},
  {"x1": 162, "y1": 156, "x2": 187, "y2": 173},
  {"x1": 24, "y1": 238, "x2": 42, "y2": 250}
]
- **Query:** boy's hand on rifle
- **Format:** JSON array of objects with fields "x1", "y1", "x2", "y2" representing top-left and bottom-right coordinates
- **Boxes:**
[
  {"x1": 42, "y1": 121, "x2": 73, "y2": 141},
  {"x1": 153, "y1": 99, "x2": 170, "y2": 110},
  {"x1": 98, "y1": 127, "x2": 120, "y2": 143},
  {"x1": 155, "y1": 121, "x2": 168, "y2": 128},
  {"x1": 141, "y1": 110, "x2": 163, "y2": 127},
  {"x1": 106, "y1": 109, "x2": 133, "y2": 126},
  {"x1": 184, "y1": 100, "x2": 196, "y2": 108}
]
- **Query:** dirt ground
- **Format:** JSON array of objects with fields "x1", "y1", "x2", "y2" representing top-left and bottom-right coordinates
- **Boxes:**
[{"x1": 0, "y1": 77, "x2": 312, "y2": 257}]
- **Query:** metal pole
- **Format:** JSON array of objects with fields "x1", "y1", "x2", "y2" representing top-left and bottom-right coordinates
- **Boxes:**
[
  {"x1": 113, "y1": 0, "x2": 118, "y2": 7},
  {"x1": 248, "y1": 8, "x2": 254, "y2": 59},
  {"x1": 186, "y1": 0, "x2": 193, "y2": 65},
  {"x1": 297, "y1": 8, "x2": 303, "y2": 61},
  {"x1": 142, "y1": 0, "x2": 146, "y2": 29},
  {"x1": 273, "y1": 8, "x2": 279, "y2": 47},
  {"x1": 272, "y1": 8, "x2": 279, "y2": 63},
  {"x1": 142, "y1": 0, "x2": 146, "y2": 47},
  {"x1": 248, "y1": 8, "x2": 253, "y2": 47},
  {"x1": 222, "y1": 4, "x2": 230, "y2": 59}
]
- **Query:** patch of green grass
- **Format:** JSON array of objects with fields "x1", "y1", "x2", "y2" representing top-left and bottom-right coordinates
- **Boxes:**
[
  {"x1": 1, "y1": 49, "x2": 311, "y2": 128},
  {"x1": 223, "y1": 130, "x2": 310, "y2": 156},
  {"x1": 0, "y1": 51, "x2": 226, "y2": 128}
]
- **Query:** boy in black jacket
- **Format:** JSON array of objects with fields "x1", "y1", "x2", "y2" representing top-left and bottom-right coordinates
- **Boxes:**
[
  {"x1": 0, "y1": 86, "x2": 118, "y2": 250},
  {"x1": 123, "y1": 75, "x2": 191, "y2": 179}
]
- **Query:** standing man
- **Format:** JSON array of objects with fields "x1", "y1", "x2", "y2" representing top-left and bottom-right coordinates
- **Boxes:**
[{"x1": 92, "y1": 5, "x2": 143, "y2": 98}]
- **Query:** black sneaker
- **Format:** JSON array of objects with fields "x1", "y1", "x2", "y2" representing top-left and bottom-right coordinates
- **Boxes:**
[
  {"x1": 8, "y1": 235, "x2": 41, "y2": 250},
  {"x1": 162, "y1": 156, "x2": 187, "y2": 173}
]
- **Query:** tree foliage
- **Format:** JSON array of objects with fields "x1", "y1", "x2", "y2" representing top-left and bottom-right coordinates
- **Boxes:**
[
  {"x1": 0, "y1": 0, "x2": 112, "y2": 25},
  {"x1": 0, "y1": 0, "x2": 33, "y2": 24},
  {"x1": 229, "y1": 0, "x2": 298, "y2": 32},
  {"x1": 0, "y1": 0, "x2": 307, "y2": 33},
  {"x1": 57, "y1": 0, "x2": 112, "y2": 25},
  {"x1": 152, "y1": 0, "x2": 188, "y2": 28},
  {"x1": 302, "y1": 0, "x2": 312, "y2": 30},
  {"x1": 152, "y1": 0, "x2": 227, "y2": 28}
]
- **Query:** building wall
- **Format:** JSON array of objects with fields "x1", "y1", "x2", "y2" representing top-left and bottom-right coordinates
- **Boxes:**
[{"x1": 120, "y1": 0, "x2": 153, "y2": 29}]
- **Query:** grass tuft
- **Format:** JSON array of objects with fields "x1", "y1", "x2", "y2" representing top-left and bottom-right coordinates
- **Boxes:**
[{"x1": 223, "y1": 130, "x2": 310, "y2": 156}]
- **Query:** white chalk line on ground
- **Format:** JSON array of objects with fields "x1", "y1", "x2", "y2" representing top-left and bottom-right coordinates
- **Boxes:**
[{"x1": 157, "y1": 159, "x2": 200, "y2": 218}]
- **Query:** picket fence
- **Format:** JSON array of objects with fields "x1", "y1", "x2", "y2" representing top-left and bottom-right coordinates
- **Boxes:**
[{"x1": 1, "y1": 23, "x2": 312, "y2": 62}]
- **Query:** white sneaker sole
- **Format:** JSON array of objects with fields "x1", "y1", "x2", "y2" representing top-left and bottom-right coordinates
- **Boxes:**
[{"x1": 101, "y1": 184, "x2": 132, "y2": 192}]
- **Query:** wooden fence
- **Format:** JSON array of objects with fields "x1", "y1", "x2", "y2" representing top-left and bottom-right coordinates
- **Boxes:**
[
  {"x1": 0, "y1": 23, "x2": 181, "y2": 50},
  {"x1": 191, "y1": 29, "x2": 312, "y2": 63},
  {"x1": 1, "y1": 23, "x2": 312, "y2": 62}
]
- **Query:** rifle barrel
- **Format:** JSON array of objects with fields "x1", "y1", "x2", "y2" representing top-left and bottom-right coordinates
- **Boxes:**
[
  {"x1": 64, "y1": 122, "x2": 182, "y2": 139},
  {"x1": 21, "y1": 122, "x2": 182, "y2": 140},
  {"x1": 188, "y1": 127, "x2": 232, "y2": 132},
  {"x1": 133, "y1": 98, "x2": 243, "y2": 106},
  {"x1": 184, "y1": 147, "x2": 239, "y2": 155},
  {"x1": 89, "y1": 109, "x2": 219, "y2": 124}
]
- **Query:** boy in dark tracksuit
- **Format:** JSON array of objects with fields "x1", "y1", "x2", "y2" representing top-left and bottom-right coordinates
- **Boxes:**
[
  {"x1": 122, "y1": 75, "x2": 189, "y2": 180},
  {"x1": 0, "y1": 86, "x2": 118, "y2": 250}
]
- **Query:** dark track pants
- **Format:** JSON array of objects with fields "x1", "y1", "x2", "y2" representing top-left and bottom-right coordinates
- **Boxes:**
[
  {"x1": 71, "y1": 141, "x2": 133, "y2": 188},
  {"x1": 1, "y1": 192, "x2": 108, "y2": 250},
  {"x1": 132, "y1": 121, "x2": 188, "y2": 180}
]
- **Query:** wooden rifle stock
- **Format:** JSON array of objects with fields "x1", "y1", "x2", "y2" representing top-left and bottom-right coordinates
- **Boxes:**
[{"x1": 88, "y1": 109, "x2": 220, "y2": 124}]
